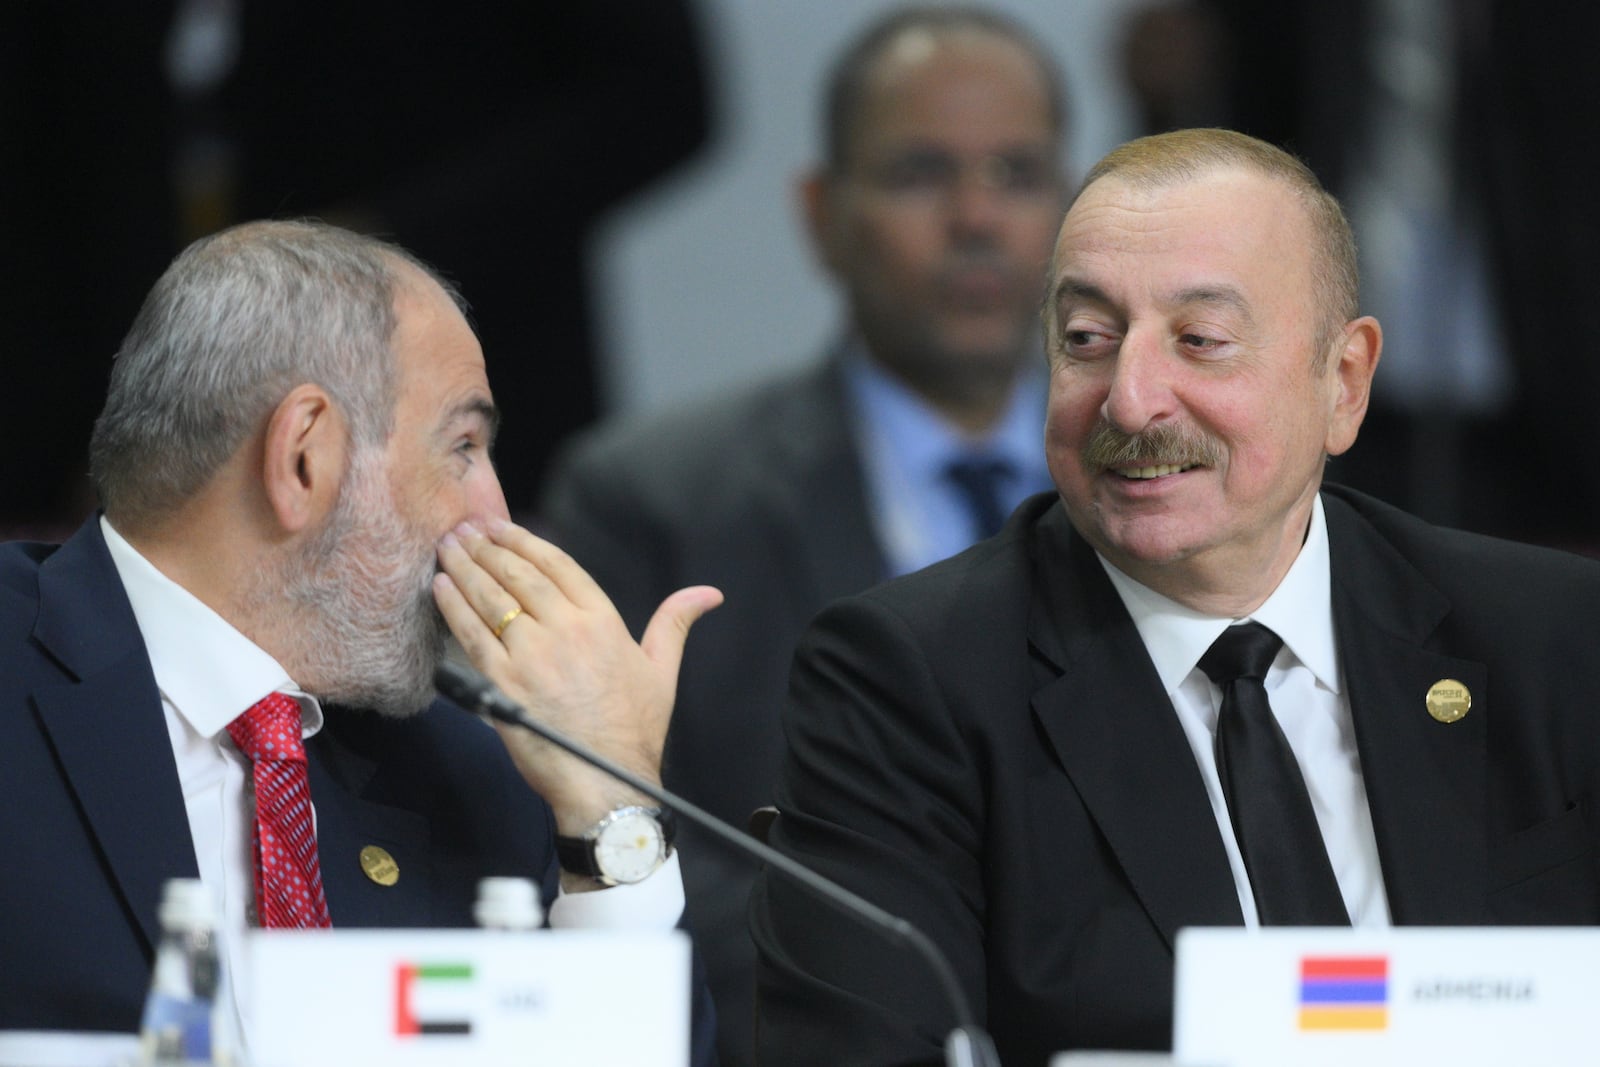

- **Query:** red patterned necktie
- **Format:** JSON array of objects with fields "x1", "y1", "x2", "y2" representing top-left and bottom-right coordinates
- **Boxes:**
[{"x1": 226, "y1": 692, "x2": 332, "y2": 928}]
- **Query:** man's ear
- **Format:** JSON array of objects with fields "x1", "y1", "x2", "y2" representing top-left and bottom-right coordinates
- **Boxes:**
[
  {"x1": 798, "y1": 168, "x2": 847, "y2": 277},
  {"x1": 1324, "y1": 315, "x2": 1382, "y2": 458},
  {"x1": 260, "y1": 384, "x2": 347, "y2": 534}
]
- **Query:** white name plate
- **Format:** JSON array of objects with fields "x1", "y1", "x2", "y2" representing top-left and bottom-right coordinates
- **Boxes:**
[
  {"x1": 1174, "y1": 926, "x2": 1600, "y2": 1067},
  {"x1": 249, "y1": 929, "x2": 689, "y2": 1067}
]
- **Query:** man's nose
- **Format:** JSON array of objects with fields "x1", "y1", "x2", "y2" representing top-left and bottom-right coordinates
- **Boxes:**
[
  {"x1": 1102, "y1": 328, "x2": 1178, "y2": 433},
  {"x1": 472, "y1": 464, "x2": 512, "y2": 525},
  {"x1": 948, "y1": 167, "x2": 1008, "y2": 236}
]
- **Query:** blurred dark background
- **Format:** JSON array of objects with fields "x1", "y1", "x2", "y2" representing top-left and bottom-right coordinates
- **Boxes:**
[
  {"x1": 5, "y1": 1, "x2": 1599, "y2": 553},
  {"x1": 1122, "y1": 0, "x2": 1600, "y2": 553},
  {"x1": 0, "y1": 0, "x2": 712, "y2": 536}
]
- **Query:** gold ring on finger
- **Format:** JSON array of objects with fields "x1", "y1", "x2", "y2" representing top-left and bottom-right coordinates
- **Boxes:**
[{"x1": 491, "y1": 606, "x2": 524, "y2": 639}]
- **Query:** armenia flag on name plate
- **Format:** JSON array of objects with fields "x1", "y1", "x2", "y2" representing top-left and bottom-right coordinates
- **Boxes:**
[{"x1": 1297, "y1": 955, "x2": 1388, "y2": 1031}]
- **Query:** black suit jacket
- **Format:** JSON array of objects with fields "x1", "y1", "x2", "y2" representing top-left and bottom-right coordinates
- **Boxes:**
[
  {"x1": 539, "y1": 354, "x2": 886, "y2": 1064},
  {"x1": 0, "y1": 518, "x2": 715, "y2": 1065},
  {"x1": 751, "y1": 487, "x2": 1600, "y2": 1067}
]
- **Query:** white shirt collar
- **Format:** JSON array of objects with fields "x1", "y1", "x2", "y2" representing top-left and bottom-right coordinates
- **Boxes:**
[
  {"x1": 100, "y1": 516, "x2": 323, "y2": 739},
  {"x1": 1098, "y1": 494, "x2": 1340, "y2": 696}
]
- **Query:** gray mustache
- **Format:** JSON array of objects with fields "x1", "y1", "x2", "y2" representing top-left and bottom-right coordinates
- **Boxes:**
[{"x1": 1081, "y1": 420, "x2": 1220, "y2": 470}]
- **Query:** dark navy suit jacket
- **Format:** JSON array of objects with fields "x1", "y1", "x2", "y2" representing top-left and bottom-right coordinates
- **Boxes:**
[{"x1": 0, "y1": 517, "x2": 715, "y2": 1064}]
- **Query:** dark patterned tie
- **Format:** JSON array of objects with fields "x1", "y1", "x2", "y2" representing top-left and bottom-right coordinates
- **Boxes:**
[
  {"x1": 1200, "y1": 623, "x2": 1350, "y2": 925},
  {"x1": 227, "y1": 693, "x2": 332, "y2": 928},
  {"x1": 944, "y1": 455, "x2": 1015, "y2": 541}
]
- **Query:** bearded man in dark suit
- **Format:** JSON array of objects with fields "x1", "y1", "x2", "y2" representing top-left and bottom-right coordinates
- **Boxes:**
[{"x1": 0, "y1": 220, "x2": 721, "y2": 1065}]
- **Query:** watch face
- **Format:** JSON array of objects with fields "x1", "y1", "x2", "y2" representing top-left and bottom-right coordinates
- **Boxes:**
[{"x1": 594, "y1": 809, "x2": 667, "y2": 884}]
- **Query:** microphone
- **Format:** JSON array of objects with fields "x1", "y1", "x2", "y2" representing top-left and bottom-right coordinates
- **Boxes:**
[{"x1": 434, "y1": 658, "x2": 1002, "y2": 1067}]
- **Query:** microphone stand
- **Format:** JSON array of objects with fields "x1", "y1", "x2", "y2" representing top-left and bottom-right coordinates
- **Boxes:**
[{"x1": 435, "y1": 659, "x2": 1001, "y2": 1067}]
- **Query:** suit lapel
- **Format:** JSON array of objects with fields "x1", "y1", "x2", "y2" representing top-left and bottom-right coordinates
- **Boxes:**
[
  {"x1": 1027, "y1": 506, "x2": 1243, "y2": 947},
  {"x1": 28, "y1": 520, "x2": 451, "y2": 936},
  {"x1": 1325, "y1": 496, "x2": 1488, "y2": 922},
  {"x1": 764, "y1": 354, "x2": 887, "y2": 600},
  {"x1": 306, "y1": 720, "x2": 438, "y2": 928},
  {"x1": 31, "y1": 518, "x2": 199, "y2": 954}
]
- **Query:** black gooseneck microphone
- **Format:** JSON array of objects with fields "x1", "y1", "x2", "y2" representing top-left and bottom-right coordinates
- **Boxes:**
[{"x1": 434, "y1": 658, "x2": 1002, "y2": 1067}]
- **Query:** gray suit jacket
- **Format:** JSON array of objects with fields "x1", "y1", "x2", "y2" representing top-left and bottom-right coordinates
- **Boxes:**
[{"x1": 752, "y1": 487, "x2": 1600, "y2": 1067}]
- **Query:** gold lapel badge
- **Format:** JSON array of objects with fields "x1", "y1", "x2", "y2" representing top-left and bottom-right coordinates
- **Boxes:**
[
  {"x1": 359, "y1": 845, "x2": 400, "y2": 886},
  {"x1": 1425, "y1": 679, "x2": 1471, "y2": 724}
]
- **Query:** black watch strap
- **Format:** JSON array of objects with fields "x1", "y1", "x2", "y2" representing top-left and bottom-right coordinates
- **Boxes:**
[{"x1": 554, "y1": 806, "x2": 677, "y2": 879}]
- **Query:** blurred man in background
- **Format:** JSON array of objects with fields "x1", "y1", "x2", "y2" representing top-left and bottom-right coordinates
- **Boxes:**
[{"x1": 539, "y1": 6, "x2": 1070, "y2": 1061}]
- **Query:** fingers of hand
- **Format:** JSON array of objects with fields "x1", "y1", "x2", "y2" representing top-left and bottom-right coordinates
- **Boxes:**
[
  {"x1": 432, "y1": 571, "x2": 506, "y2": 663},
  {"x1": 486, "y1": 521, "x2": 611, "y2": 612},
  {"x1": 455, "y1": 522, "x2": 579, "y2": 625},
  {"x1": 490, "y1": 605, "x2": 523, "y2": 639},
  {"x1": 437, "y1": 524, "x2": 629, "y2": 679},
  {"x1": 437, "y1": 523, "x2": 553, "y2": 634},
  {"x1": 639, "y1": 585, "x2": 725, "y2": 668},
  {"x1": 434, "y1": 537, "x2": 529, "y2": 664},
  {"x1": 436, "y1": 522, "x2": 679, "y2": 796}
]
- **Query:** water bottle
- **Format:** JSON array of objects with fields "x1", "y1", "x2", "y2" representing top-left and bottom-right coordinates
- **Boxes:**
[
  {"x1": 474, "y1": 876, "x2": 543, "y2": 932},
  {"x1": 138, "y1": 878, "x2": 234, "y2": 1066}
]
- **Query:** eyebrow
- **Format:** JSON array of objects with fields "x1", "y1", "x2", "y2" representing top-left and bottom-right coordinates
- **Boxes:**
[
  {"x1": 1052, "y1": 279, "x2": 1256, "y2": 328},
  {"x1": 1170, "y1": 284, "x2": 1255, "y2": 327},
  {"x1": 442, "y1": 396, "x2": 501, "y2": 447},
  {"x1": 1051, "y1": 278, "x2": 1110, "y2": 307}
]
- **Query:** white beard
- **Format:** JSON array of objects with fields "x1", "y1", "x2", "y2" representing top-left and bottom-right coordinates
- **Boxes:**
[{"x1": 266, "y1": 448, "x2": 445, "y2": 718}]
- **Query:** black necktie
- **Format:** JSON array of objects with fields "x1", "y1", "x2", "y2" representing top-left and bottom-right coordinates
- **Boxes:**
[
  {"x1": 1200, "y1": 623, "x2": 1350, "y2": 925},
  {"x1": 944, "y1": 455, "x2": 1015, "y2": 541}
]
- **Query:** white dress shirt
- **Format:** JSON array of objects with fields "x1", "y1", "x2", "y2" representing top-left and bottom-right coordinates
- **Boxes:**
[
  {"x1": 94, "y1": 517, "x2": 685, "y2": 1058},
  {"x1": 1098, "y1": 495, "x2": 1392, "y2": 927}
]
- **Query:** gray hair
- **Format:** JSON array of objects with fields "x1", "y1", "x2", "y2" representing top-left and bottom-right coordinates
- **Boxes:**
[{"x1": 90, "y1": 219, "x2": 462, "y2": 523}]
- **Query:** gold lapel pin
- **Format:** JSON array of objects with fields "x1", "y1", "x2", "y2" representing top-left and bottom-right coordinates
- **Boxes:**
[
  {"x1": 359, "y1": 845, "x2": 399, "y2": 886},
  {"x1": 1425, "y1": 679, "x2": 1471, "y2": 724}
]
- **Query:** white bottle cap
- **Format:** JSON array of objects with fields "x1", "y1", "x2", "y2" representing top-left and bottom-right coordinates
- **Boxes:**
[
  {"x1": 474, "y1": 877, "x2": 543, "y2": 931},
  {"x1": 158, "y1": 877, "x2": 217, "y2": 931}
]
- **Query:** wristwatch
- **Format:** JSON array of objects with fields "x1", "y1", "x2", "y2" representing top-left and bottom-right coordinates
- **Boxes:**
[{"x1": 555, "y1": 806, "x2": 677, "y2": 886}]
